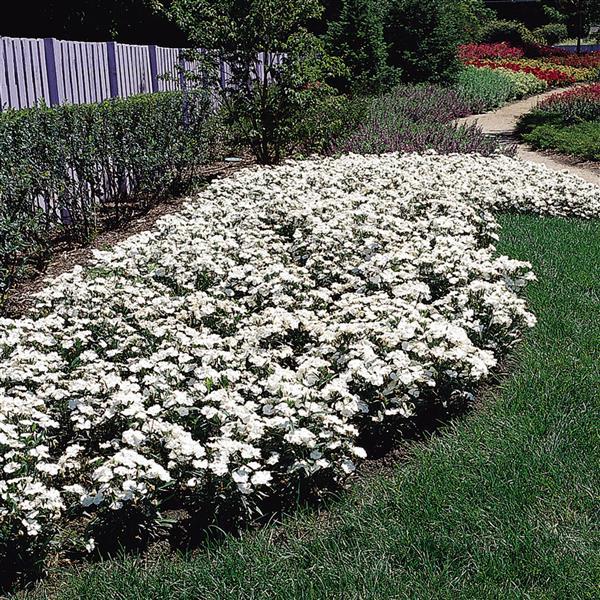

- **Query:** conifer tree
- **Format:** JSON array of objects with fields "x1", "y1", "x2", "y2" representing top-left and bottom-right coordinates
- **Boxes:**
[{"x1": 326, "y1": 0, "x2": 394, "y2": 94}]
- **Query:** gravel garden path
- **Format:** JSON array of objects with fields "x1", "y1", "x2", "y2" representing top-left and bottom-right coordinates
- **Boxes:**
[{"x1": 457, "y1": 87, "x2": 600, "y2": 186}]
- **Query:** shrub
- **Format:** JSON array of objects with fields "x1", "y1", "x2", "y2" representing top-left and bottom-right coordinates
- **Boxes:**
[
  {"x1": 0, "y1": 91, "x2": 216, "y2": 306},
  {"x1": 532, "y1": 22, "x2": 569, "y2": 45},
  {"x1": 384, "y1": 0, "x2": 460, "y2": 84},
  {"x1": 158, "y1": 0, "x2": 345, "y2": 164},
  {"x1": 449, "y1": 0, "x2": 495, "y2": 43},
  {"x1": 221, "y1": 32, "x2": 346, "y2": 163},
  {"x1": 325, "y1": 0, "x2": 394, "y2": 94},
  {"x1": 480, "y1": 19, "x2": 538, "y2": 48}
]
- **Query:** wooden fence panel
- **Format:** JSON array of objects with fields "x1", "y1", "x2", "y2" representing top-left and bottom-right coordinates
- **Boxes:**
[
  {"x1": 54, "y1": 40, "x2": 111, "y2": 105},
  {"x1": 0, "y1": 37, "x2": 50, "y2": 109},
  {"x1": 115, "y1": 43, "x2": 153, "y2": 98},
  {"x1": 0, "y1": 36, "x2": 283, "y2": 111},
  {"x1": 155, "y1": 45, "x2": 180, "y2": 91}
]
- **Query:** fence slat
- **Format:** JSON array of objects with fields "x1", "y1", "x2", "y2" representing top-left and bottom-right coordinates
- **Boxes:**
[
  {"x1": 0, "y1": 35, "x2": 280, "y2": 110},
  {"x1": 106, "y1": 41, "x2": 119, "y2": 99}
]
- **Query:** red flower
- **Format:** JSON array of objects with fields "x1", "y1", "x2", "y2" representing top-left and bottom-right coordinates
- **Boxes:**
[{"x1": 459, "y1": 43, "x2": 524, "y2": 61}]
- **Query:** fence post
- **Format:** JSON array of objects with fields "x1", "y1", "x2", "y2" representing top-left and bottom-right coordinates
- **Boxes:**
[
  {"x1": 148, "y1": 45, "x2": 159, "y2": 93},
  {"x1": 106, "y1": 41, "x2": 119, "y2": 98},
  {"x1": 178, "y1": 49, "x2": 189, "y2": 128},
  {"x1": 43, "y1": 38, "x2": 61, "y2": 107},
  {"x1": 220, "y1": 58, "x2": 226, "y2": 89}
]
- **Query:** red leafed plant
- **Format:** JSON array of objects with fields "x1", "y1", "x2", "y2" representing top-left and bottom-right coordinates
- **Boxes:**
[
  {"x1": 465, "y1": 59, "x2": 576, "y2": 85},
  {"x1": 459, "y1": 43, "x2": 525, "y2": 61},
  {"x1": 536, "y1": 83, "x2": 600, "y2": 122}
]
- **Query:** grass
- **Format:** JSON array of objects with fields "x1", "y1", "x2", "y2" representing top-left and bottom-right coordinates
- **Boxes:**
[{"x1": 17, "y1": 214, "x2": 600, "y2": 600}]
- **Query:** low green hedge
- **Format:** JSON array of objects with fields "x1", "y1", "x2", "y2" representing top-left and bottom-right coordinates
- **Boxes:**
[
  {"x1": 0, "y1": 91, "x2": 220, "y2": 305},
  {"x1": 520, "y1": 120, "x2": 600, "y2": 161}
]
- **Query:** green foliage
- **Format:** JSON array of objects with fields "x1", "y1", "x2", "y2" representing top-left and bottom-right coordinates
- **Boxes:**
[
  {"x1": 521, "y1": 120, "x2": 600, "y2": 161},
  {"x1": 384, "y1": 0, "x2": 461, "y2": 84},
  {"x1": 456, "y1": 66, "x2": 548, "y2": 113},
  {"x1": 542, "y1": 3, "x2": 568, "y2": 25},
  {"x1": 155, "y1": 0, "x2": 344, "y2": 164},
  {"x1": 225, "y1": 31, "x2": 346, "y2": 163},
  {"x1": 480, "y1": 18, "x2": 539, "y2": 47},
  {"x1": 533, "y1": 22, "x2": 569, "y2": 45},
  {"x1": 456, "y1": 66, "x2": 518, "y2": 110},
  {"x1": 0, "y1": 91, "x2": 215, "y2": 305},
  {"x1": 325, "y1": 0, "x2": 393, "y2": 94},
  {"x1": 450, "y1": 0, "x2": 495, "y2": 43}
]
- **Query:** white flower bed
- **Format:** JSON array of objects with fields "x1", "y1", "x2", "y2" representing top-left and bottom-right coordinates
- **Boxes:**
[{"x1": 1, "y1": 152, "x2": 598, "y2": 548}]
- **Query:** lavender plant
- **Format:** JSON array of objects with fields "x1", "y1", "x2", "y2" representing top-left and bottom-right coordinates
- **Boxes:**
[{"x1": 332, "y1": 85, "x2": 510, "y2": 156}]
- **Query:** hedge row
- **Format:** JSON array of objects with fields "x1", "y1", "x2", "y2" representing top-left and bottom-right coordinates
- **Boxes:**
[{"x1": 0, "y1": 91, "x2": 219, "y2": 304}]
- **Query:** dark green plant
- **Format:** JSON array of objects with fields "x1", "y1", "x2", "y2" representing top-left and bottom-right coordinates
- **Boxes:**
[
  {"x1": 521, "y1": 120, "x2": 600, "y2": 160},
  {"x1": 0, "y1": 91, "x2": 215, "y2": 306},
  {"x1": 152, "y1": 0, "x2": 345, "y2": 164},
  {"x1": 384, "y1": 0, "x2": 461, "y2": 84},
  {"x1": 533, "y1": 22, "x2": 569, "y2": 44},
  {"x1": 451, "y1": 0, "x2": 495, "y2": 43},
  {"x1": 479, "y1": 19, "x2": 539, "y2": 47},
  {"x1": 325, "y1": 0, "x2": 394, "y2": 94}
]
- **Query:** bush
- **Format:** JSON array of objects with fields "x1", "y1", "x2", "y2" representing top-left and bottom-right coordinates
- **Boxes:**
[
  {"x1": 450, "y1": 0, "x2": 495, "y2": 43},
  {"x1": 480, "y1": 19, "x2": 538, "y2": 48},
  {"x1": 532, "y1": 22, "x2": 568, "y2": 45},
  {"x1": 384, "y1": 0, "x2": 460, "y2": 84},
  {"x1": 0, "y1": 91, "x2": 216, "y2": 305},
  {"x1": 325, "y1": 0, "x2": 394, "y2": 94},
  {"x1": 160, "y1": 0, "x2": 346, "y2": 164}
]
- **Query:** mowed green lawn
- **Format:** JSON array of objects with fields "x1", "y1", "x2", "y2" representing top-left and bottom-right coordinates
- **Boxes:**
[{"x1": 20, "y1": 214, "x2": 600, "y2": 600}]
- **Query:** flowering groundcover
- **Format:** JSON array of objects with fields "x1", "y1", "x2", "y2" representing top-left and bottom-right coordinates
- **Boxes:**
[{"x1": 1, "y1": 152, "x2": 599, "y2": 564}]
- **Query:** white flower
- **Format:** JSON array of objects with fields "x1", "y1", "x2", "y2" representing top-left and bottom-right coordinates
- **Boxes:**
[
  {"x1": 1, "y1": 151, "x2": 596, "y2": 549},
  {"x1": 251, "y1": 471, "x2": 273, "y2": 486}
]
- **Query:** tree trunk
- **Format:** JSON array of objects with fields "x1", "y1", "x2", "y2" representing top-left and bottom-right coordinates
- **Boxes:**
[{"x1": 577, "y1": 0, "x2": 583, "y2": 55}]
